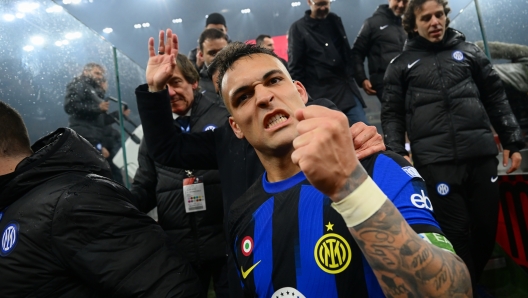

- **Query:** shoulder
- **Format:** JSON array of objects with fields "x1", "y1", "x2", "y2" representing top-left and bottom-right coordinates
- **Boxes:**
[{"x1": 361, "y1": 151, "x2": 423, "y2": 188}]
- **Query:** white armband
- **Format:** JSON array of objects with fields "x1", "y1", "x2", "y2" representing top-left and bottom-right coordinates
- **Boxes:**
[{"x1": 331, "y1": 176, "x2": 388, "y2": 227}]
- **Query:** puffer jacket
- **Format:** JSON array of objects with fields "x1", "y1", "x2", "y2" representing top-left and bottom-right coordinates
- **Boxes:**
[
  {"x1": 0, "y1": 128, "x2": 200, "y2": 297},
  {"x1": 351, "y1": 4, "x2": 407, "y2": 88},
  {"x1": 381, "y1": 28, "x2": 524, "y2": 167},
  {"x1": 130, "y1": 92, "x2": 229, "y2": 265}
]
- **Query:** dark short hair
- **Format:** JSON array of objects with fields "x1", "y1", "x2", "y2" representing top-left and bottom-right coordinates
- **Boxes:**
[
  {"x1": 176, "y1": 53, "x2": 199, "y2": 85},
  {"x1": 255, "y1": 34, "x2": 271, "y2": 47},
  {"x1": 215, "y1": 42, "x2": 279, "y2": 101},
  {"x1": 402, "y1": 0, "x2": 451, "y2": 37},
  {"x1": 205, "y1": 12, "x2": 226, "y2": 27},
  {"x1": 199, "y1": 28, "x2": 228, "y2": 52},
  {"x1": 0, "y1": 101, "x2": 32, "y2": 157},
  {"x1": 83, "y1": 62, "x2": 105, "y2": 73}
]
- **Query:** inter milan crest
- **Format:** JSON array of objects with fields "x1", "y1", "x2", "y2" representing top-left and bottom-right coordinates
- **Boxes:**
[
  {"x1": 436, "y1": 183, "x2": 450, "y2": 196},
  {"x1": 314, "y1": 222, "x2": 351, "y2": 274},
  {"x1": 272, "y1": 287, "x2": 306, "y2": 298},
  {"x1": 241, "y1": 236, "x2": 254, "y2": 256},
  {"x1": 452, "y1": 51, "x2": 464, "y2": 61},
  {"x1": 1, "y1": 222, "x2": 19, "y2": 257},
  {"x1": 203, "y1": 125, "x2": 217, "y2": 132}
]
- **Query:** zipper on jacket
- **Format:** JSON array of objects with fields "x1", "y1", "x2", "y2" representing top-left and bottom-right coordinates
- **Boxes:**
[{"x1": 434, "y1": 53, "x2": 459, "y2": 162}]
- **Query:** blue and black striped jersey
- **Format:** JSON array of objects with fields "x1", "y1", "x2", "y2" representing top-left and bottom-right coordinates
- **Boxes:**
[{"x1": 228, "y1": 151, "x2": 443, "y2": 297}]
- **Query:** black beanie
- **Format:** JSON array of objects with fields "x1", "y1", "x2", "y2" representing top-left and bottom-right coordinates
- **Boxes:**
[{"x1": 206, "y1": 13, "x2": 226, "y2": 27}]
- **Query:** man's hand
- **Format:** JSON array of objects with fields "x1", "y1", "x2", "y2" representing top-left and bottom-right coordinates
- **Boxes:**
[
  {"x1": 503, "y1": 150, "x2": 522, "y2": 174},
  {"x1": 146, "y1": 29, "x2": 179, "y2": 92},
  {"x1": 362, "y1": 79, "x2": 376, "y2": 95},
  {"x1": 99, "y1": 101, "x2": 109, "y2": 112},
  {"x1": 101, "y1": 147, "x2": 110, "y2": 158},
  {"x1": 291, "y1": 106, "x2": 367, "y2": 200},
  {"x1": 350, "y1": 122, "x2": 385, "y2": 160},
  {"x1": 403, "y1": 155, "x2": 412, "y2": 164}
]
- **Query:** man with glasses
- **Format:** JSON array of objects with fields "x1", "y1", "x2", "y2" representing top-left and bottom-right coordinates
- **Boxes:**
[{"x1": 288, "y1": 0, "x2": 368, "y2": 125}]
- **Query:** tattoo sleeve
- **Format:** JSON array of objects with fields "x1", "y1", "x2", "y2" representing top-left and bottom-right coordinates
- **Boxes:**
[{"x1": 349, "y1": 200, "x2": 472, "y2": 297}]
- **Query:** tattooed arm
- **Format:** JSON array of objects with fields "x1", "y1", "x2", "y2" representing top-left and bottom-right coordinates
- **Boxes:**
[{"x1": 333, "y1": 167, "x2": 472, "y2": 297}]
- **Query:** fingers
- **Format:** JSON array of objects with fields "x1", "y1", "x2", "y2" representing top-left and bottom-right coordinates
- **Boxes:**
[
  {"x1": 148, "y1": 37, "x2": 155, "y2": 57},
  {"x1": 503, "y1": 149, "x2": 509, "y2": 167},
  {"x1": 404, "y1": 155, "x2": 412, "y2": 164},
  {"x1": 507, "y1": 152, "x2": 522, "y2": 174},
  {"x1": 158, "y1": 30, "x2": 165, "y2": 54}
]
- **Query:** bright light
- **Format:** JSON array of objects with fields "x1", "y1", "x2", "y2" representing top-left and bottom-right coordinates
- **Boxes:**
[
  {"x1": 205, "y1": 15, "x2": 208, "y2": 18},
  {"x1": 55, "y1": 41, "x2": 63, "y2": 46},
  {"x1": 103, "y1": 27, "x2": 113, "y2": 33},
  {"x1": 3, "y1": 14, "x2": 15, "y2": 21},
  {"x1": 172, "y1": 18, "x2": 182, "y2": 23},
  {"x1": 65, "y1": 32, "x2": 82, "y2": 39},
  {"x1": 142, "y1": 22, "x2": 150, "y2": 28},
  {"x1": 46, "y1": 6, "x2": 63, "y2": 13},
  {"x1": 459, "y1": 9, "x2": 464, "y2": 13},
  {"x1": 63, "y1": 0, "x2": 72, "y2": 3},
  {"x1": 16, "y1": 13, "x2": 25, "y2": 18},
  {"x1": 17, "y1": 2, "x2": 40, "y2": 13},
  {"x1": 72, "y1": 0, "x2": 81, "y2": 4},
  {"x1": 134, "y1": 24, "x2": 141, "y2": 29},
  {"x1": 291, "y1": 2, "x2": 301, "y2": 7},
  {"x1": 30, "y1": 36, "x2": 45, "y2": 45},
  {"x1": 241, "y1": 8, "x2": 251, "y2": 14},
  {"x1": 62, "y1": 40, "x2": 69, "y2": 45},
  {"x1": 23, "y1": 45, "x2": 34, "y2": 52}
]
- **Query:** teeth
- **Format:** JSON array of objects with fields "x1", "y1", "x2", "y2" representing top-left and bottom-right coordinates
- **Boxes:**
[{"x1": 267, "y1": 114, "x2": 287, "y2": 129}]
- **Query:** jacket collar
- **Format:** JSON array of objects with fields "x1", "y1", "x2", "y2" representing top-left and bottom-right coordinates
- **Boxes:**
[
  {"x1": 375, "y1": 4, "x2": 402, "y2": 24},
  {"x1": 303, "y1": 10, "x2": 340, "y2": 27}
]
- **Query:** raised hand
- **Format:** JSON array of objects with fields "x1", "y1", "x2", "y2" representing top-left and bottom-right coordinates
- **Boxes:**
[
  {"x1": 350, "y1": 122, "x2": 385, "y2": 160},
  {"x1": 146, "y1": 29, "x2": 179, "y2": 92},
  {"x1": 291, "y1": 105, "x2": 367, "y2": 200}
]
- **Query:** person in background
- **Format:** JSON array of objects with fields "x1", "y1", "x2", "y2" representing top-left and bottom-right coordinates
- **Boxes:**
[
  {"x1": 197, "y1": 29, "x2": 229, "y2": 96},
  {"x1": 382, "y1": 0, "x2": 524, "y2": 292},
  {"x1": 64, "y1": 63, "x2": 109, "y2": 158},
  {"x1": 255, "y1": 34, "x2": 288, "y2": 68},
  {"x1": 0, "y1": 100, "x2": 201, "y2": 297},
  {"x1": 288, "y1": 0, "x2": 368, "y2": 125},
  {"x1": 131, "y1": 53, "x2": 229, "y2": 298},
  {"x1": 188, "y1": 12, "x2": 229, "y2": 72},
  {"x1": 351, "y1": 0, "x2": 408, "y2": 101}
]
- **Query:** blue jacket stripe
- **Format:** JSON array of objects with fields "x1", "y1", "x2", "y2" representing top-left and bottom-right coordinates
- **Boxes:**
[{"x1": 297, "y1": 186, "x2": 338, "y2": 297}]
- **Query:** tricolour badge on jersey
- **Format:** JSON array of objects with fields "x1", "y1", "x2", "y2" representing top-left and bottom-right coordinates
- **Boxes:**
[
  {"x1": 1, "y1": 222, "x2": 19, "y2": 257},
  {"x1": 402, "y1": 166, "x2": 422, "y2": 180},
  {"x1": 314, "y1": 222, "x2": 351, "y2": 274},
  {"x1": 203, "y1": 125, "x2": 217, "y2": 132},
  {"x1": 452, "y1": 51, "x2": 464, "y2": 61},
  {"x1": 241, "y1": 236, "x2": 254, "y2": 256},
  {"x1": 436, "y1": 183, "x2": 450, "y2": 196}
]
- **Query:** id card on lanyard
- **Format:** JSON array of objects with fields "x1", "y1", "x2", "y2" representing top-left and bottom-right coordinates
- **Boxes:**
[{"x1": 183, "y1": 170, "x2": 206, "y2": 213}]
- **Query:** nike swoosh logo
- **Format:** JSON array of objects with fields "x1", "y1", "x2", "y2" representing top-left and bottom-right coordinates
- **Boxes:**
[
  {"x1": 491, "y1": 176, "x2": 498, "y2": 183},
  {"x1": 408, "y1": 59, "x2": 420, "y2": 69},
  {"x1": 241, "y1": 260, "x2": 261, "y2": 279},
  {"x1": 380, "y1": 25, "x2": 389, "y2": 30}
]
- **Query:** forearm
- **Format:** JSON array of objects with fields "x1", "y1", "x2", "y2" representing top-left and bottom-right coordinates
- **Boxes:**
[{"x1": 349, "y1": 199, "x2": 471, "y2": 297}]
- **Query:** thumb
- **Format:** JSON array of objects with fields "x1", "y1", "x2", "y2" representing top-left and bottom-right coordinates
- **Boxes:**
[
  {"x1": 294, "y1": 108, "x2": 305, "y2": 122},
  {"x1": 503, "y1": 149, "x2": 510, "y2": 166}
]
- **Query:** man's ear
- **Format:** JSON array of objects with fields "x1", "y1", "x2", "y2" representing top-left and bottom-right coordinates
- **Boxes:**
[
  {"x1": 191, "y1": 80, "x2": 199, "y2": 90},
  {"x1": 294, "y1": 80, "x2": 309, "y2": 104},
  {"x1": 198, "y1": 50, "x2": 204, "y2": 59},
  {"x1": 229, "y1": 116, "x2": 244, "y2": 139}
]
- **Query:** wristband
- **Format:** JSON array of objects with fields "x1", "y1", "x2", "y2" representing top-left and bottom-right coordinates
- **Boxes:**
[{"x1": 331, "y1": 176, "x2": 388, "y2": 227}]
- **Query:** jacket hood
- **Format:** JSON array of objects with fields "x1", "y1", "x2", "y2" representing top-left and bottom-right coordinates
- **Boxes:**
[
  {"x1": 0, "y1": 128, "x2": 112, "y2": 209},
  {"x1": 406, "y1": 28, "x2": 465, "y2": 51}
]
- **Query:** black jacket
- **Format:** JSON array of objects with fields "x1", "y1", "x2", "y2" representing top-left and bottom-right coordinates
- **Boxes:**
[
  {"x1": 288, "y1": 11, "x2": 364, "y2": 111},
  {"x1": 64, "y1": 75, "x2": 107, "y2": 146},
  {"x1": 351, "y1": 4, "x2": 406, "y2": 88},
  {"x1": 381, "y1": 28, "x2": 524, "y2": 167},
  {"x1": 199, "y1": 66, "x2": 216, "y2": 97},
  {"x1": 0, "y1": 128, "x2": 200, "y2": 298},
  {"x1": 130, "y1": 92, "x2": 229, "y2": 265}
]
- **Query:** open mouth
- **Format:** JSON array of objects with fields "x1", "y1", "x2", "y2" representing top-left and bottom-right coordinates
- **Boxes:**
[{"x1": 265, "y1": 113, "x2": 289, "y2": 129}]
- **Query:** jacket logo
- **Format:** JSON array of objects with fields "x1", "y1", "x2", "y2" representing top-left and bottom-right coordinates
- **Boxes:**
[
  {"x1": 241, "y1": 260, "x2": 261, "y2": 279},
  {"x1": 203, "y1": 125, "x2": 216, "y2": 132},
  {"x1": 452, "y1": 51, "x2": 464, "y2": 61},
  {"x1": 408, "y1": 59, "x2": 420, "y2": 69},
  {"x1": 314, "y1": 226, "x2": 352, "y2": 274},
  {"x1": 491, "y1": 176, "x2": 498, "y2": 183},
  {"x1": 437, "y1": 183, "x2": 450, "y2": 196},
  {"x1": 1, "y1": 222, "x2": 19, "y2": 257},
  {"x1": 380, "y1": 25, "x2": 389, "y2": 30}
]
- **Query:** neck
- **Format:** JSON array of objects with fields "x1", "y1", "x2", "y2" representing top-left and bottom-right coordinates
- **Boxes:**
[
  {"x1": 255, "y1": 150, "x2": 301, "y2": 183},
  {"x1": 0, "y1": 156, "x2": 26, "y2": 176}
]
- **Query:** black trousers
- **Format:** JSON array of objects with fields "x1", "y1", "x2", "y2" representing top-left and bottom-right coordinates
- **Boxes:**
[
  {"x1": 417, "y1": 157, "x2": 500, "y2": 291},
  {"x1": 191, "y1": 257, "x2": 229, "y2": 298}
]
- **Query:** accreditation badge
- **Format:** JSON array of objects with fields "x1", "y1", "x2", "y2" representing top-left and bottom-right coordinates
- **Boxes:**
[{"x1": 183, "y1": 176, "x2": 206, "y2": 213}]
